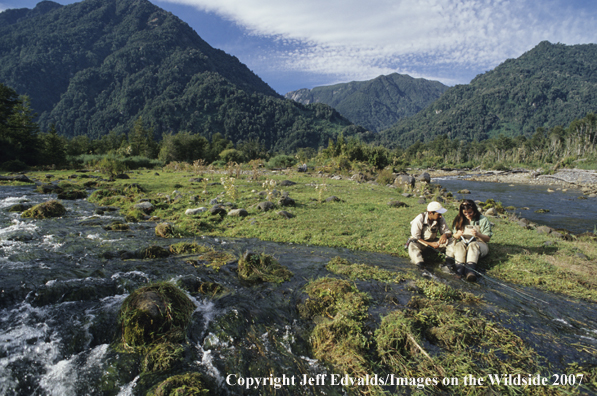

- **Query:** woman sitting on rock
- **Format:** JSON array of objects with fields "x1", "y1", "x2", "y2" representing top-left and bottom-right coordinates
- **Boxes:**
[{"x1": 448, "y1": 199, "x2": 493, "y2": 281}]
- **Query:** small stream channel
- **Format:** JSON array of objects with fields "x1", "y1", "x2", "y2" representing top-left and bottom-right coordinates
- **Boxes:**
[{"x1": 0, "y1": 184, "x2": 596, "y2": 395}]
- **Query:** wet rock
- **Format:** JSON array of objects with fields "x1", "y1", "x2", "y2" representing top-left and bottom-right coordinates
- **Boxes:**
[
  {"x1": 7, "y1": 203, "x2": 32, "y2": 212},
  {"x1": 257, "y1": 201, "x2": 275, "y2": 212},
  {"x1": 118, "y1": 283, "x2": 195, "y2": 347},
  {"x1": 185, "y1": 207, "x2": 207, "y2": 215},
  {"x1": 134, "y1": 202, "x2": 154, "y2": 214},
  {"x1": 228, "y1": 208, "x2": 248, "y2": 217},
  {"x1": 458, "y1": 189, "x2": 471, "y2": 194},
  {"x1": 388, "y1": 201, "x2": 408, "y2": 208},
  {"x1": 155, "y1": 223, "x2": 175, "y2": 238},
  {"x1": 36, "y1": 183, "x2": 61, "y2": 194},
  {"x1": 0, "y1": 174, "x2": 33, "y2": 183},
  {"x1": 114, "y1": 173, "x2": 129, "y2": 179},
  {"x1": 535, "y1": 209, "x2": 550, "y2": 213},
  {"x1": 21, "y1": 200, "x2": 66, "y2": 219},
  {"x1": 57, "y1": 189, "x2": 87, "y2": 200}
]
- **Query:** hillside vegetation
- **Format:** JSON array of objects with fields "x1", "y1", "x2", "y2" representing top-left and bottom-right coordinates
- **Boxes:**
[
  {"x1": 0, "y1": 0, "x2": 356, "y2": 151},
  {"x1": 377, "y1": 41, "x2": 597, "y2": 147},
  {"x1": 286, "y1": 73, "x2": 448, "y2": 132}
]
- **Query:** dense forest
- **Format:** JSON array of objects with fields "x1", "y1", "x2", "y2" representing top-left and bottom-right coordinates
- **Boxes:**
[
  {"x1": 0, "y1": 0, "x2": 357, "y2": 151},
  {"x1": 3, "y1": 79, "x2": 595, "y2": 174},
  {"x1": 376, "y1": 41, "x2": 597, "y2": 148},
  {"x1": 285, "y1": 73, "x2": 448, "y2": 133}
]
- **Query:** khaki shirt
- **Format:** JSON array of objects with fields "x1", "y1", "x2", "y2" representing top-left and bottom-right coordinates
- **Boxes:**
[{"x1": 410, "y1": 212, "x2": 451, "y2": 241}]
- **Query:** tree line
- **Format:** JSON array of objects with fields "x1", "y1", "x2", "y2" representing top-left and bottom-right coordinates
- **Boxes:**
[{"x1": 2, "y1": 81, "x2": 595, "y2": 173}]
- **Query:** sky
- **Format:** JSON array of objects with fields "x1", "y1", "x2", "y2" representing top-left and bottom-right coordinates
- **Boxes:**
[{"x1": 1, "y1": 0, "x2": 597, "y2": 95}]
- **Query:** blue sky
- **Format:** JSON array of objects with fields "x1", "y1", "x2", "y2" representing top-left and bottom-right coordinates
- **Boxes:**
[{"x1": 2, "y1": 0, "x2": 596, "y2": 95}]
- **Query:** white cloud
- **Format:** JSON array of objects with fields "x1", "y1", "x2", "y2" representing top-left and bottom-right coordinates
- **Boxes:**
[{"x1": 160, "y1": 0, "x2": 597, "y2": 85}]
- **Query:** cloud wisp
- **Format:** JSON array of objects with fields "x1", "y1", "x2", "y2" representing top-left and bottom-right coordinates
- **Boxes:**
[{"x1": 159, "y1": 0, "x2": 597, "y2": 85}]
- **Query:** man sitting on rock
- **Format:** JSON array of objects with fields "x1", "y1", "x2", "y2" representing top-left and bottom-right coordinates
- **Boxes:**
[{"x1": 407, "y1": 201, "x2": 452, "y2": 269}]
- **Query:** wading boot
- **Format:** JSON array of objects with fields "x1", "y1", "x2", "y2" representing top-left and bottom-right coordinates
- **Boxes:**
[
  {"x1": 465, "y1": 263, "x2": 477, "y2": 282},
  {"x1": 440, "y1": 257, "x2": 456, "y2": 274},
  {"x1": 454, "y1": 263, "x2": 466, "y2": 279}
]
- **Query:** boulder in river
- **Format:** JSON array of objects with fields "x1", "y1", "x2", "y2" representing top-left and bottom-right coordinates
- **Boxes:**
[
  {"x1": 118, "y1": 282, "x2": 195, "y2": 348},
  {"x1": 21, "y1": 200, "x2": 66, "y2": 219}
]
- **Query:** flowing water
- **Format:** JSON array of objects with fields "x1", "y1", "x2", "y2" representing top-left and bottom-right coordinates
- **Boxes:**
[
  {"x1": 434, "y1": 176, "x2": 596, "y2": 234},
  {"x1": 0, "y1": 185, "x2": 596, "y2": 395}
]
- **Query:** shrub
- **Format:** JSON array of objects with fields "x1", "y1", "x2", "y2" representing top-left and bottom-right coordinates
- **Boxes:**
[
  {"x1": 266, "y1": 155, "x2": 297, "y2": 169},
  {"x1": 0, "y1": 159, "x2": 28, "y2": 172}
]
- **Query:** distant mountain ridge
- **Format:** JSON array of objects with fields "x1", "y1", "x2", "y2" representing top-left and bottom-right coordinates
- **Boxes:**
[
  {"x1": 285, "y1": 73, "x2": 448, "y2": 132},
  {"x1": 376, "y1": 41, "x2": 597, "y2": 148},
  {"x1": 0, "y1": 0, "x2": 356, "y2": 151}
]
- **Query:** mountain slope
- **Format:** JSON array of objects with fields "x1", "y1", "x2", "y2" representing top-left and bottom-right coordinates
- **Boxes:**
[
  {"x1": 0, "y1": 0, "x2": 355, "y2": 150},
  {"x1": 286, "y1": 73, "x2": 448, "y2": 132},
  {"x1": 377, "y1": 41, "x2": 597, "y2": 148}
]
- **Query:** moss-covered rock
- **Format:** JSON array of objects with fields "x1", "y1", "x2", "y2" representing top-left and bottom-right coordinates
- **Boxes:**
[
  {"x1": 57, "y1": 189, "x2": 88, "y2": 200},
  {"x1": 21, "y1": 200, "x2": 66, "y2": 219},
  {"x1": 238, "y1": 251, "x2": 292, "y2": 283},
  {"x1": 118, "y1": 283, "x2": 195, "y2": 350},
  {"x1": 148, "y1": 373, "x2": 208, "y2": 396},
  {"x1": 155, "y1": 223, "x2": 175, "y2": 238}
]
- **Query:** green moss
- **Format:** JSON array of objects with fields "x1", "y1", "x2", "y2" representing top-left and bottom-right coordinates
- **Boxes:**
[
  {"x1": 141, "y1": 246, "x2": 171, "y2": 259},
  {"x1": 103, "y1": 221, "x2": 130, "y2": 231},
  {"x1": 125, "y1": 208, "x2": 146, "y2": 222},
  {"x1": 375, "y1": 298, "x2": 557, "y2": 395},
  {"x1": 298, "y1": 278, "x2": 380, "y2": 395},
  {"x1": 57, "y1": 189, "x2": 88, "y2": 200},
  {"x1": 21, "y1": 200, "x2": 66, "y2": 218},
  {"x1": 155, "y1": 223, "x2": 175, "y2": 238},
  {"x1": 415, "y1": 279, "x2": 479, "y2": 303},
  {"x1": 326, "y1": 256, "x2": 411, "y2": 283},
  {"x1": 118, "y1": 282, "x2": 195, "y2": 350},
  {"x1": 237, "y1": 252, "x2": 292, "y2": 283},
  {"x1": 169, "y1": 242, "x2": 211, "y2": 255},
  {"x1": 148, "y1": 373, "x2": 208, "y2": 396},
  {"x1": 142, "y1": 343, "x2": 184, "y2": 372}
]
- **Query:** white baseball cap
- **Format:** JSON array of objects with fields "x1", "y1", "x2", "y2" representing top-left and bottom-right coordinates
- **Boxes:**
[{"x1": 427, "y1": 201, "x2": 447, "y2": 214}]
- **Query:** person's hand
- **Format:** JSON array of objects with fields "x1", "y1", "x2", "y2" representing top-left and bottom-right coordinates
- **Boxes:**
[
  {"x1": 429, "y1": 241, "x2": 440, "y2": 249},
  {"x1": 438, "y1": 233, "x2": 448, "y2": 245},
  {"x1": 470, "y1": 229, "x2": 478, "y2": 237},
  {"x1": 455, "y1": 230, "x2": 463, "y2": 239}
]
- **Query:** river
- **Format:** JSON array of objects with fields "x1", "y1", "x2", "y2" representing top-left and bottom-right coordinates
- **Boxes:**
[
  {"x1": 0, "y1": 184, "x2": 596, "y2": 395},
  {"x1": 433, "y1": 176, "x2": 596, "y2": 234}
]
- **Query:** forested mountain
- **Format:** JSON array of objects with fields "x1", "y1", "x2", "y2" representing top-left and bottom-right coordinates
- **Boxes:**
[
  {"x1": 0, "y1": 0, "x2": 356, "y2": 151},
  {"x1": 377, "y1": 41, "x2": 597, "y2": 148},
  {"x1": 285, "y1": 73, "x2": 448, "y2": 132}
]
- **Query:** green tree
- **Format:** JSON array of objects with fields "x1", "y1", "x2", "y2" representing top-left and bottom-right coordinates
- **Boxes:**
[
  {"x1": 128, "y1": 117, "x2": 157, "y2": 158},
  {"x1": 0, "y1": 84, "x2": 40, "y2": 165},
  {"x1": 40, "y1": 124, "x2": 67, "y2": 166}
]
